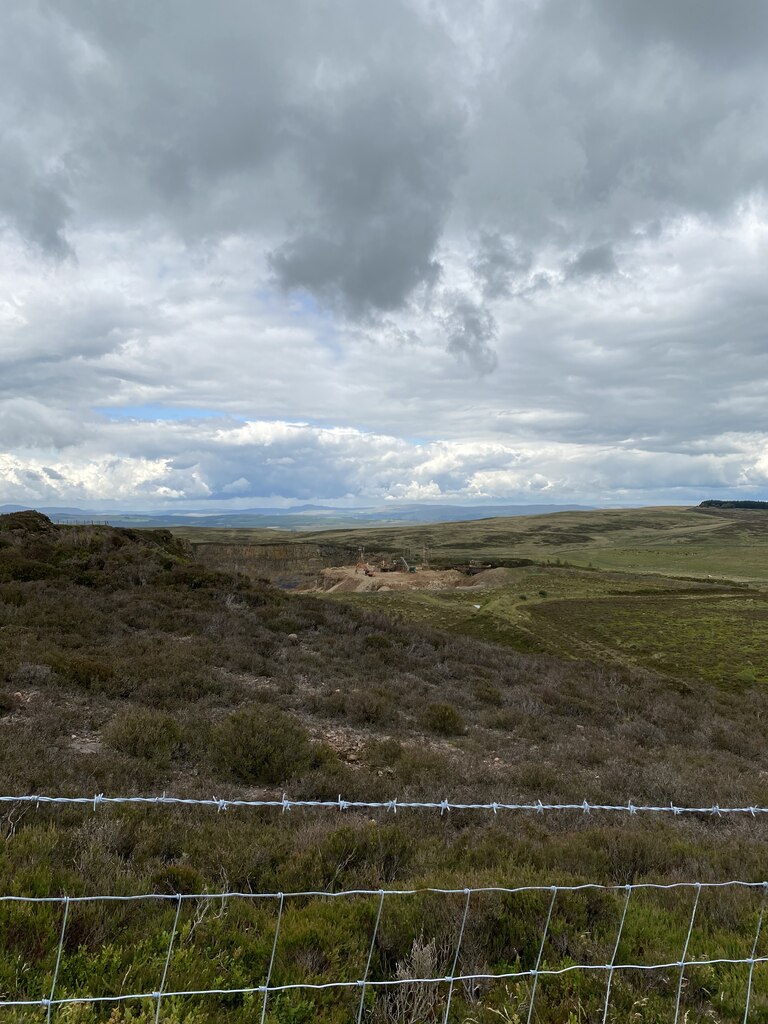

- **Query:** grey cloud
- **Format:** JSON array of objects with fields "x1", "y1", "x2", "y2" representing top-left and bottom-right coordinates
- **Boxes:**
[
  {"x1": 462, "y1": 0, "x2": 768, "y2": 259},
  {"x1": 565, "y1": 244, "x2": 618, "y2": 280},
  {"x1": 268, "y1": 66, "x2": 463, "y2": 314},
  {"x1": 4, "y1": 0, "x2": 768, "y2": 279},
  {"x1": 0, "y1": 399, "x2": 88, "y2": 449},
  {"x1": 470, "y1": 231, "x2": 532, "y2": 299},
  {"x1": 444, "y1": 296, "x2": 498, "y2": 376},
  {"x1": 589, "y1": 0, "x2": 768, "y2": 67},
  {"x1": 2, "y1": 1, "x2": 464, "y2": 321},
  {"x1": 0, "y1": 148, "x2": 72, "y2": 259}
]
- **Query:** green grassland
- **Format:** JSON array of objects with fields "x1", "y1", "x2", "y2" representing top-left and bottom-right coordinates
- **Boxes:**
[{"x1": 328, "y1": 564, "x2": 768, "y2": 687}]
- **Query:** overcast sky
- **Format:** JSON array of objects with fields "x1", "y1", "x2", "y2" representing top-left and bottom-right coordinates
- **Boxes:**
[{"x1": 2, "y1": 0, "x2": 768, "y2": 509}]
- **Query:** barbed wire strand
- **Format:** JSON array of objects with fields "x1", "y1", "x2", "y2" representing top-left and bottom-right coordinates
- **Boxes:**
[{"x1": 5, "y1": 792, "x2": 768, "y2": 817}]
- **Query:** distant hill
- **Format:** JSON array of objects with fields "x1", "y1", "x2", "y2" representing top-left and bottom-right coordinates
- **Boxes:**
[{"x1": 0, "y1": 502, "x2": 594, "y2": 530}]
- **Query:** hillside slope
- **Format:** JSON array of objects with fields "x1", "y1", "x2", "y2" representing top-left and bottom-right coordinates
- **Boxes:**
[
  {"x1": 3, "y1": 511, "x2": 768, "y2": 1021},
  {"x1": 1, "y1": 510, "x2": 765, "y2": 806}
]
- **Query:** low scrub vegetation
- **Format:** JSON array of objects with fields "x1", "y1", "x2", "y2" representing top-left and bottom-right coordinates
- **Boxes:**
[
  {"x1": 1, "y1": 511, "x2": 768, "y2": 1021},
  {"x1": 211, "y1": 707, "x2": 313, "y2": 783}
]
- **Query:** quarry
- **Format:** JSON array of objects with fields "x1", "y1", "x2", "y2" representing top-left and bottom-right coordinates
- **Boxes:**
[
  {"x1": 309, "y1": 563, "x2": 511, "y2": 593},
  {"x1": 191, "y1": 537, "x2": 515, "y2": 593}
]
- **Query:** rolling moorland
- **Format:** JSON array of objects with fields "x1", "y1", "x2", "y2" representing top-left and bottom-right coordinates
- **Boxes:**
[
  {"x1": 181, "y1": 505, "x2": 768, "y2": 688},
  {"x1": 3, "y1": 507, "x2": 768, "y2": 1021}
]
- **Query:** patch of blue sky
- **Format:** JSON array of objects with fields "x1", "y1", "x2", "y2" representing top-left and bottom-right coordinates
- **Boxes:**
[
  {"x1": 95, "y1": 405, "x2": 241, "y2": 422},
  {"x1": 263, "y1": 285, "x2": 344, "y2": 360}
]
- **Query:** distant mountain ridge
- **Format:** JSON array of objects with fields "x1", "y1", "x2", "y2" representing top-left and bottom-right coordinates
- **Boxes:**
[{"x1": 0, "y1": 502, "x2": 595, "y2": 530}]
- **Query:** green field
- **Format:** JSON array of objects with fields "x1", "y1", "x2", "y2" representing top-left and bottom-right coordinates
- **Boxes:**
[{"x1": 321, "y1": 563, "x2": 768, "y2": 684}]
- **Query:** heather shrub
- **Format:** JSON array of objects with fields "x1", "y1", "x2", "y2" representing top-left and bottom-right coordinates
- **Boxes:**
[
  {"x1": 366, "y1": 738, "x2": 404, "y2": 768},
  {"x1": 47, "y1": 653, "x2": 114, "y2": 690},
  {"x1": 210, "y1": 706, "x2": 312, "y2": 783},
  {"x1": 104, "y1": 711, "x2": 182, "y2": 768},
  {"x1": 347, "y1": 687, "x2": 397, "y2": 726},
  {"x1": 420, "y1": 702, "x2": 465, "y2": 736},
  {"x1": 472, "y1": 680, "x2": 503, "y2": 705}
]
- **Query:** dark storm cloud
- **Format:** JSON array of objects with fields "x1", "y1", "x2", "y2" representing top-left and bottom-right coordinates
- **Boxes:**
[
  {"x1": 4, "y1": 2, "x2": 768, "y2": 273},
  {"x1": 4, "y1": 0, "x2": 768, "y2": 319},
  {"x1": 268, "y1": 85, "x2": 459, "y2": 314}
]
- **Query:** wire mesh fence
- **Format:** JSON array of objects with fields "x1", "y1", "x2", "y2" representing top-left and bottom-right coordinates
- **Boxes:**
[{"x1": 1, "y1": 880, "x2": 767, "y2": 1022}]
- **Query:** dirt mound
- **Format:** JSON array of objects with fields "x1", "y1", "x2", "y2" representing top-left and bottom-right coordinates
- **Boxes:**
[{"x1": 460, "y1": 566, "x2": 512, "y2": 588}]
